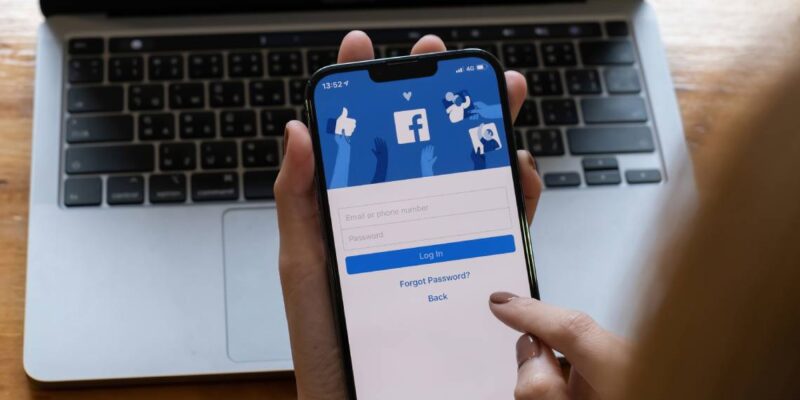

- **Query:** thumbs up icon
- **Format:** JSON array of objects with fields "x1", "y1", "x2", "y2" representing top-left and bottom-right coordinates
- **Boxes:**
[{"x1": 334, "y1": 107, "x2": 357, "y2": 137}]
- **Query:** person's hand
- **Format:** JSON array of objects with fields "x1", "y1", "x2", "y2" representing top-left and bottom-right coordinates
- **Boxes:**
[
  {"x1": 275, "y1": 30, "x2": 542, "y2": 400},
  {"x1": 489, "y1": 294, "x2": 631, "y2": 400}
]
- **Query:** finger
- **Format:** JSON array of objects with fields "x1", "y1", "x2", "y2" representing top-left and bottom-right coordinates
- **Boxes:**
[
  {"x1": 506, "y1": 70, "x2": 527, "y2": 122},
  {"x1": 337, "y1": 30, "x2": 375, "y2": 63},
  {"x1": 514, "y1": 335, "x2": 569, "y2": 400},
  {"x1": 275, "y1": 121, "x2": 346, "y2": 396},
  {"x1": 489, "y1": 294, "x2": 629, "y2": 397},
  {"x1": 516, "y1": 150, "x2": 542, "y2": 226},
  {"x1": 275, "y1": 121, "x2": 324, "y2": 274},
  {"x1": 410, "y1": 34, "x2": 447, "y2": 54}
]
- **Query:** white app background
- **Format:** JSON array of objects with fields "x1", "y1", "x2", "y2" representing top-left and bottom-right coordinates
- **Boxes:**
[{"x1": 327, "y1": 167, "x2": 532, "y2": 399}]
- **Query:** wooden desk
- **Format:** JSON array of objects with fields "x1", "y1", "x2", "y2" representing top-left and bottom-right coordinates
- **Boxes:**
[{"x1": 1, "y1": 1, "x2": 798, "y2": 398}]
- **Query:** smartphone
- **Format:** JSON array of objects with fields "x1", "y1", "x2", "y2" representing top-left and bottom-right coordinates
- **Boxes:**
[{"x1": 306, "y1": 50, "x2": 539, "y2": 399}]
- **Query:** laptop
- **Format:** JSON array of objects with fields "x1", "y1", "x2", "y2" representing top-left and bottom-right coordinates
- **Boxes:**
[{"x1": 24, "y1": 0, "x2": 694, "y2": 384}]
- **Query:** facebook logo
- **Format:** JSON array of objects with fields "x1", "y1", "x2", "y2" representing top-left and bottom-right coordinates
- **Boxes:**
[{"x1": 393, "y1": 109, "x2": 430, "y2": 144}]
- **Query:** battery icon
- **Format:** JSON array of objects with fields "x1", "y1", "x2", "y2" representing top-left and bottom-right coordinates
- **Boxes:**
[{"x1": 476, "y1": 64, "x2": 485, "y2": 71}]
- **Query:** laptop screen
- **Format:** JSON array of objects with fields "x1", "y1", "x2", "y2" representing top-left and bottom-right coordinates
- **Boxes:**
[{"x1": 41, "y1": 0, "x2": 567, "y2": 17}]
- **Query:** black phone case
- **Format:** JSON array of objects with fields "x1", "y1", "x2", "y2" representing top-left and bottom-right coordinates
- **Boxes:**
[{"x1": 304, "y1": 49, "x2": 540, "y2": 399}]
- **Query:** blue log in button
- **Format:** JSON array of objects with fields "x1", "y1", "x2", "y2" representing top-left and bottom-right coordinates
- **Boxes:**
[{"x1": 345, "y1": 234, "x2": 516, "y2": 275}]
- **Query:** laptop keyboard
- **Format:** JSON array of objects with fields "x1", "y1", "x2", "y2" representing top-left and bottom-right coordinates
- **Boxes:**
[{"x1": 62, "y1": 20, "x2": 662, "y2": 207}]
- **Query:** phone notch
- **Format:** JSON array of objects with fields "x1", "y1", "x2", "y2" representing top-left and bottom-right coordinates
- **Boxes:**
[{"x1": 368, "y1": 57, "x2": 438, "y2": 82}]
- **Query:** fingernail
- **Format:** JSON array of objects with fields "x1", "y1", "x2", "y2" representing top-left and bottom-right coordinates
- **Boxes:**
[
  {"x1": 490, "y1": 291, "x2": 518, "y2": 304},
  {"x1": 283, "y1": 123, "x2": 292, "y2": 156},
  {"x1": 516, "y1": 334, "x2": 540, "y2": 368}
]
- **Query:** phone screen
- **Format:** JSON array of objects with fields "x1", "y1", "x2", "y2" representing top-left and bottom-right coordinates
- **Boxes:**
[{"x1": 310, "y1": 53, "x2": 537, "y2": 399}]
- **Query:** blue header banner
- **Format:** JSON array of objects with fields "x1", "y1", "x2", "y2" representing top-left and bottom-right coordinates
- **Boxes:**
[{"x1": 313, "y1": 57, "x2": 512, "y2": 189}]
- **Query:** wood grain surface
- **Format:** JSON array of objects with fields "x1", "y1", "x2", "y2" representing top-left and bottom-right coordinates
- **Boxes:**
[{"x1": 1, "y1": 1, "x2": 798, "y2": 398}]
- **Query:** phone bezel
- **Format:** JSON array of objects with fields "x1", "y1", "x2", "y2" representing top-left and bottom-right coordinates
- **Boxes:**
[{"x1": 304, "y1": 49, "x2": 540, "y2": 399}]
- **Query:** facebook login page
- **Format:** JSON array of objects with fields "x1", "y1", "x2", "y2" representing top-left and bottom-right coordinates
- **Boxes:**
[{"x1": 313, "y1": 57, "x2": 534, "y2": 399}]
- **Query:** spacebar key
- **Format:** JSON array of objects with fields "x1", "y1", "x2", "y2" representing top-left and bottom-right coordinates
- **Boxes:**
[{"x1": 65, "y1": 144, "x2": 154, "y2": 174}]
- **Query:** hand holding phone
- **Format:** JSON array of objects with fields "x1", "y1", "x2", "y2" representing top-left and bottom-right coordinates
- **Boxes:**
[{"x1": 275, "y1": 31, "x2": 542, "y2": 400}]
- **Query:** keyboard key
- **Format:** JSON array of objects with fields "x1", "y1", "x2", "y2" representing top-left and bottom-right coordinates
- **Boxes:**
[
  {"x1": 179, "y1": 112, "x2": 215, "y2": 139},
  {"x1": 261, "y1": 109, "x2": 296, "y2": 136},
  {"x1": 64, "y1": 177, "x2": 102, "y2": 206},
  {"x1": 139, "y1": 113, "x2": 174, "y2": 140},
  {"x1": 244, "y1": 170, "x2": 279, "y2": 199},
  {"x1": 580, "y1": 41, "x2": 635, "y2": 65},
  {"x1": 541, "y1": 99, "x2": 578, "y2": 125},
  {"x1": 160, "y1": 143, "x2": 196, "y2": 170},
  {"x1": 188, "y1": 53, "x2": 223, "y2": 79},
  {"x1": 149, "y1": 54, "x2": 184, "y2": 80},
  {"x1": 516, "y1": 100, "x2": 539, "y2": 126},
  {"x1": 544, "y1": 172, "x2": 581, "y2": 188},
  {"x1": 65, "y1": 144, "x2": 154, "y2": 174},
  {"x1": 625, "y1": 169, "x2": 662, "y2": 184},
  {"x1": 107, "y1": 175, "x2": 145, "y2": 205},
  {"x1": 169, "y1": 83, "x2": 205, "y2": 109},
  {"x1": 501, "y1": 43, "x2": 538, "y2": 68},
  {"x1": 514, "y1": 129, "x2": 525, "y2": 149},
  {"x1": 585, "y1": 170, "x2": 621, "y2": 186},
  {"x1": 192, "y1": 172, "x2": 239, "y2": 202},
  {"x1": 565, "y1": 69, "x2": 602, "y2": 95},
  {"x1": 604, "y1": 67, "x2": 641, "y2": 94},
  {"x1": 288, "y1": 79, "x2": 306, "y2": 105},
  {"x1": 221, "y1": 110, "x2": 257, "y2": 137},
  {"x1": 541, "y1": 42, "x2": 577, "y2": 67},
  {"x1": 249, "y1": 80, "x2": 286, "y2": 106},
  {"x1": 68, "y1": 38, "x2": 104, "y2": 55},
  {"x1": 526, "y1": 129, "x2": 564, "y2": 156},
  {"x1": 268, "y1": 51, "x2": 304, "y2": 76},
  {"x1": 228, "y1": 52, "x2": 263, "y2": 77},
  {"x1": 68, "y1": 58, "x2": 103, "y2": 83},
  {"x1": 581, "y1": 97, "x2": 647, "y2": 123},
  {"x1": 532, "y1": 23, "x2": 602, "y2": 39},
  {"x1": 307, "y1": 49, "x2": 337, "y2": 74},
  {"x1": 108, "y1": 56, "x2": 144, "y2": 82},
  {"x1": 567, "y1": 127, "x2": 655, "y2": 154},
  {"x1": 67, "y1": 86, "x2": 123, "y2": 113},
  {"x1": 149, "y1": 174, "x2": 187, "y2": 204},
  {"x1": 66, "y1": 115, "x2": 133, "y2": 144},
  {"x1": 209, "y1": 81, "x2": 245, "y2": 108},
  {"x1": 201, "y1": 141, "x2": 238, "y2": 169},
  {"x1": 582, "y1": 157, "x2": 618, "y2": 171},
  {"x1": 242, "y1": 139, "x2": 280, "y2": 167},
  {"x1": 605, "y1": 21, "x2": 630, "y2": 37},
  {"x1": 129, "y1": 84, "x2": 164, "y2": 110},
  {"x1": 528, "y1": 70, "x2": 563, "y2": 96}
]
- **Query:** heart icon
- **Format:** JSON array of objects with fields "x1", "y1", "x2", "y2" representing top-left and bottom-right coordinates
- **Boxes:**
[{"x1": 402, "y1": 91, "x2": 412, "y2": 101}]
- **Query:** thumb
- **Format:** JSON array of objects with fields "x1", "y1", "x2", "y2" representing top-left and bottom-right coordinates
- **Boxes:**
[
  {"x1": 274, "y1": 120, "x2": 323, "y2": 266},
  {"x1": 339, "y1": 107, "x2": 348, "y2": 118},
  {"x1": 514, "y1": 335, "x2": 569, "y2": 400}
]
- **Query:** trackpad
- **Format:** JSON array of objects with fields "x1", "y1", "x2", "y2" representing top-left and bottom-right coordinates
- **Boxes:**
[{"x1": 223, "y1": 208, "x2": 291, "y2": 362}]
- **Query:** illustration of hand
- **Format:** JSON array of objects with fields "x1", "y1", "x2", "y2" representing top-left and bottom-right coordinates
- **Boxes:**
[
  {"x1": 330, "y1": 131, "x2": 352, "y2": 188},
  {"x1": 334, "y1": 107, "x2": 356, "y2": 137},
  {"x1": 370, "y1": 137, "x2": 389, "y2": 184},
  {"x1": 420, "y1": 145, "x2": 437, "y2": 177},
  {"x1": 469, "y1": 101, "x2": 503, "y2": 120},
  {"x1": 470, "y1": 149, "x2": 487, "y2": 170}
]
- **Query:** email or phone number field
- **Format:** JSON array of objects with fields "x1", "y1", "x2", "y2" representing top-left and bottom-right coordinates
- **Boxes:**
[{"x1": 338, "y1": 188, "x2": 511, "y2": 251}]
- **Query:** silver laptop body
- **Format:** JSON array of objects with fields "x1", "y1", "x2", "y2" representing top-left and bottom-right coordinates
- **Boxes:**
[{"x1": 25, "y1": 0, "x2": 693, "y2": 383}]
